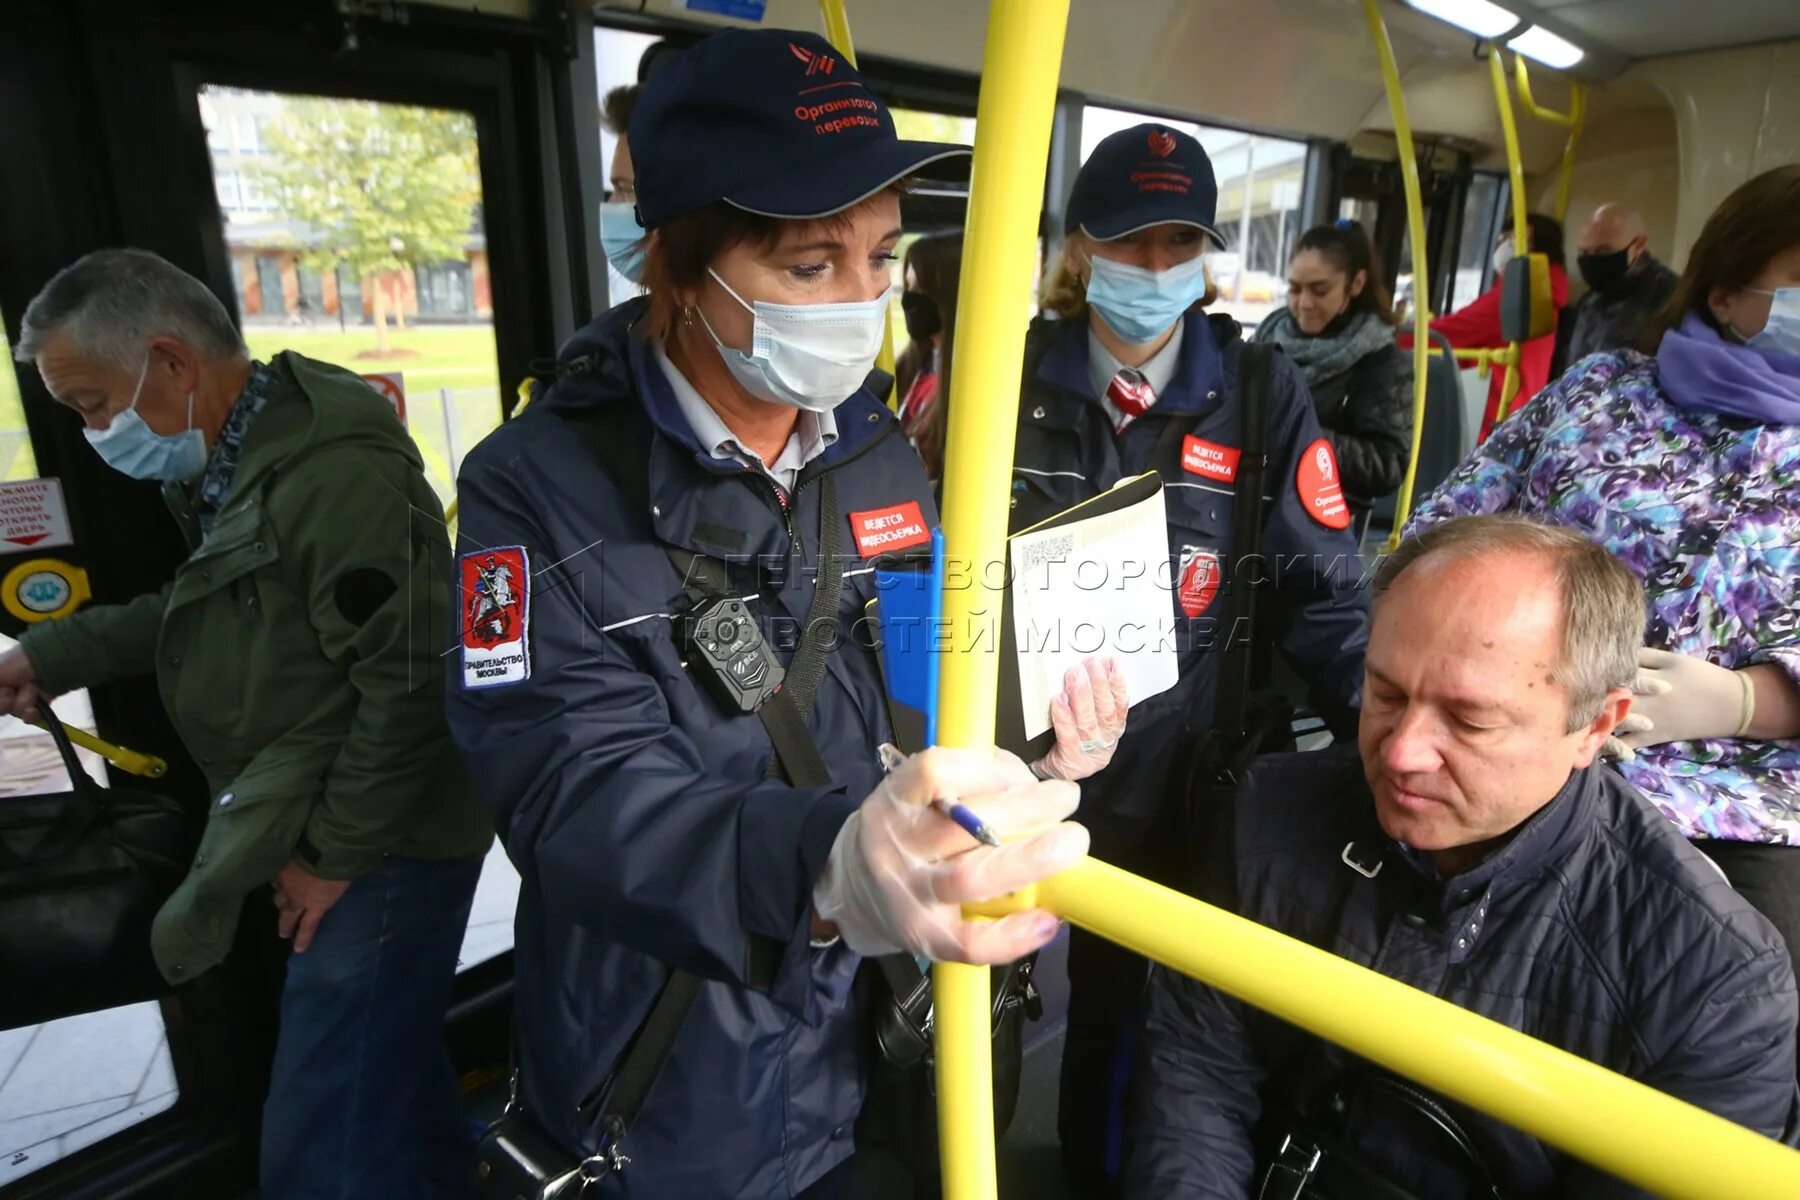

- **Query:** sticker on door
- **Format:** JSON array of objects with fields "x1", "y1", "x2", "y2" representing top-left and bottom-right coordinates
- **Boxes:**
[{"x1": 0, "y1": 479, "x2": 74, "y2": 553}]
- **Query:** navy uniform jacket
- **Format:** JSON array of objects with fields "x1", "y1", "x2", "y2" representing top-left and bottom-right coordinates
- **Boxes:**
[
  {"x1": 446, "y1": 299, "x2": 935, "y2": 1197},
  {"x1": 1010, "y1": 313, "x2": 1368, "y2": 852}
]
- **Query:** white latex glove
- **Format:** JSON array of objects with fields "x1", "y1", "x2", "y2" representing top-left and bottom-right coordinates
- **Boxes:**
[
  {"x1": 812, "y1": 746, "x2": 1088, "y2": 963},
  {"x1": 1604, "y1": 647, "x2": 1756, "y2": 760},
  {"x1": 1032, "y1": 656, "x2": 1130, "y2": 782}
]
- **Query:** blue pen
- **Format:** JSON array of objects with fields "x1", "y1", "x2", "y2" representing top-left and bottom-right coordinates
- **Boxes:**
[
  {"x1": 879, "y1": 745, "x2": 1002, "y2": 849},
  {"x1": 923, "y1": 530, "x2": 1000, "y2": 848}
]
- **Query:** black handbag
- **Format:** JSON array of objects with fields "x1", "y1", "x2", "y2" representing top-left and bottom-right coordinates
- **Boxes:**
[
  {"x1": 1255, "y1": 1069, "x2": 1505, "y2": 1200},
  {"x1": 0, "y1": 714, "x2": 195, "y2": 1030}
]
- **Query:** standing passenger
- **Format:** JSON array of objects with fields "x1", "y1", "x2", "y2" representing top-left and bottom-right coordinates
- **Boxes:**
[
  {"x1": 1011, "y1": 123, "x2": 1368, "y2": 1193},
  {"x1": 1254, "y1": 220, "x2": 1413, "y2": 534},
  {"x1": 895, "y1": 229, "x2": 962, "y2": 481},
  {"x1": 444, "y1": 30, "x2": 1118, "y2": 1199},
  {"x1": 0, "y1": 249, "x2": 493, "y2": 1200},
  {"x1": 599, "y1": 82, "x2": 647, "y2": 297}
]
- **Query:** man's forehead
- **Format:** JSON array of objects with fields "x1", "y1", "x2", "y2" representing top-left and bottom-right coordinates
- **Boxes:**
[{"x1": 1377, "y1": 550, "x2": 1563, "y2": 650}]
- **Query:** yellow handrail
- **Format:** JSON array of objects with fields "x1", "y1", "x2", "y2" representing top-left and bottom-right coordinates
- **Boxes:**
[
  {"x1": 29, "y1": 719, "x2": 168, "y2": 778},
  {"x1": 967, "y1": 860, "x2": 1800, "y2": 1198},
  {"x1": 1363, "y1": 0, "x2": 1433, "y2": 552},
  {"x1": 1513, "y1": 54, "x2": 1587, "y2": 221},
  {"x1": 931, "y1": 1, "x2": 1070, "y2": 1196},
  {"x1": 1486, "y1": 46, "x2": 1528, "y2": 425},
  {"x1": 816, "y1": 0, "x2": 899, "y2": 411}
]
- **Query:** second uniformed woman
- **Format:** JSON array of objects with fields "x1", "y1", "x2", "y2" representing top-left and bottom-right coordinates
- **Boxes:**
[{"x1": 1013, "y1": 123, "x2": 1371, "y2": 1190}]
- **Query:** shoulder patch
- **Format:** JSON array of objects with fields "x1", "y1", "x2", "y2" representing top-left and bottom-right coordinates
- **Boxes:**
[
  {"x1": 460, "y1": 546, "x2": 531, "y2": 688},
  {"x1": 1296, "y1": 438, "x2": 1351, "y2": 530}
]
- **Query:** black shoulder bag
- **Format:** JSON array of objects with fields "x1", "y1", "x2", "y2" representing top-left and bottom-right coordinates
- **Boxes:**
[
  {"x1": 1168, "y1": 342, "x2": 1299, "y2": 893},
  {"x1": 0, "y1": 714, "x2": 195, "y2": 1030},
  {"x1": 1254, "y1": 1068, "x2": 1505, "y2": 1200}
]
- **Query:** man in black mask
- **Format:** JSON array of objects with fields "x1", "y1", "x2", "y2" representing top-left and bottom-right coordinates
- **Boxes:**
[{"x1": 1567, "y1": 202, "x2": 1677, "y2": 363}]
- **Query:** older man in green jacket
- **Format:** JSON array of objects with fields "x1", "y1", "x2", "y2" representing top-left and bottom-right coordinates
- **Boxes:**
[{"x1": 0, "y1": 249, "x2": 491, "y2": 1200}]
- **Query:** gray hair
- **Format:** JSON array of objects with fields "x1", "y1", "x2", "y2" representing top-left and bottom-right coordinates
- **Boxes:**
[
  {"x1": 1375, "y1": 515, "x2": 1643, "y2": 732},
  {"x1": 14, "y1": 248, "x2": 246, "y2": 370}
]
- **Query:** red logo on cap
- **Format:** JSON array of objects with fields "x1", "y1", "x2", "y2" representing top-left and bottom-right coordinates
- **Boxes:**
[
  {"x1": 790, "y1": 42, "x2": 836, "y2": 75},
  {"x1": 1148, "y1": 129, "x2": 1177, "y2": 158}
]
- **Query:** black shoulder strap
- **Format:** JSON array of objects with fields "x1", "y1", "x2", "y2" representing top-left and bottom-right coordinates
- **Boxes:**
[
  {"x1": 556, "y1": 397, "x2": 853, "y2": 1168},
  {"x1": 1212, "y1": 342, "x2": 1276, "y2": 742}
]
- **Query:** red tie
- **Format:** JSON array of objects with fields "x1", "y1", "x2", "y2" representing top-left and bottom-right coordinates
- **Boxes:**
[{"x1": 1107, "y1": 367, "x2": 1155, "y2": 426}]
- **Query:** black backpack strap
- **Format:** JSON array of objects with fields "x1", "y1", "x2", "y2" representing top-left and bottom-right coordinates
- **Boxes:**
[{"x1": 1213, "y1": 341, "x2": 1276, "y2": 743}]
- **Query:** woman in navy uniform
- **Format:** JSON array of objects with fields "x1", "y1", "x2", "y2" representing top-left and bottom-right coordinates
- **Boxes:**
[
  {"x1": 1012, "y1": 124, "x2": 1371, "y2": 1191},
  {"x1": 445, "y1": 29, "x2": 1122, "y2": 1200}
]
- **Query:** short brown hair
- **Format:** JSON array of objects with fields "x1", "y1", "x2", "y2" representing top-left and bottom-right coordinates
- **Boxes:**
[
  {"x1": 1375, "y1": 516, "x2": 1643, "y2": 731},
  {"x1": 601, "y1": 84, "x2": 639, "y2": 137},
  {"x1": 1039, "y1": 231, "x2": 1218, "y2": 320},
  {"x1": 1646, "y1": 164, "x2": 1800, "y2": 348},
  {"x1": 636, "y1": 186, "x2": 908, "y2": 342}
]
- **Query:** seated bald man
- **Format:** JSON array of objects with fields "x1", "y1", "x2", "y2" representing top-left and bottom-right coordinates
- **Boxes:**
[
  {"x1": 1126, "y1": 515, "x2": 1798, "y2": 1199},
  {"x1": 1568, "y1": 202, "x2": 1677, "y2": 362}
]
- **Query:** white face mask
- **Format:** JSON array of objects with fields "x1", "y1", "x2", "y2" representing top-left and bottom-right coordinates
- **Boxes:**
[
  {"x1": 1492, "y1": 240, "x2": 1516, "y2": 276},
  {"x1": 1736, "y1": 286, "x2": 1800, "y2": 356},
  {"x1": 699, "y1": 269, "x2": 890, "y2": 413}
]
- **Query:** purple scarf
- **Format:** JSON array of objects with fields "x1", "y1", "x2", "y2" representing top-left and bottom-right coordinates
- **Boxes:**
[{"x1": 1655, "y1": 312, "x2": 1800, "y2": 425}]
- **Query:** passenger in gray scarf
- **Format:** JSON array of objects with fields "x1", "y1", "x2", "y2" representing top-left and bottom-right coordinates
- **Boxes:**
[{"x1": 1253, "y1": 221, "x2": 1412, "y2": 524}]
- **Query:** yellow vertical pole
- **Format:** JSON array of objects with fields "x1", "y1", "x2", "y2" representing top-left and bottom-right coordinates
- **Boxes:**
[
  {"x1": 931, "y1": 2, "x2": 1070, "y2": 1197},
  {"x1": 1488, "y1": 47, "x2": 1527, "y2": 426},
  {"x1": 816, "y1": 0, "x2": 899, "y2": 409},
  {"x1": 1363, "y1": 0, "x2": 1434, "y2": 552}
]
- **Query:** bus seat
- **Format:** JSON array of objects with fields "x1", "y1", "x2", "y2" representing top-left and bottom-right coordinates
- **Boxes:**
[
  {"x1": 1361, "y1": 329, "x2": 1465, "y2": 550},
  {"x1": 1499, "y1": 251, "x2": 1556, "y2": 342},
  {"x1": 1413, "y1": 328, "x2": 1467, "y2": 500}
]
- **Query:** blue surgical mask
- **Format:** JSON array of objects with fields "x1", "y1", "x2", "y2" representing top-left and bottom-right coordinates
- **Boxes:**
[
  {"x1": 83, "y1": 357, "x2": 208, "y2": 482},
  {"x1": 1084, "y1": 251, "x2": 1210, "y2": 344},
  {"x1": 699, "y1": 268, "x2": 890, "y2": 413},
  {"x1": 600, "y1": 201, "x2": 647, "y2": 285},
  {"x1": 1738, "y1": 286, "x2": 1800, "y2": 356}
]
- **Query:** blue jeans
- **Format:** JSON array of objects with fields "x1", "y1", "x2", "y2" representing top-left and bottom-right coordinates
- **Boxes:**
[{"x1": 259, "y1": 855, "x2": 483, "y2": 1200}]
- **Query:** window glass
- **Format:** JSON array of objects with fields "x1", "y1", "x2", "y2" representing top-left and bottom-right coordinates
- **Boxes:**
[
  {"x1": 1449, "y1": 172, "x2": 1504, "y2": 311},
  {"x1": 196, "y1": 84, "x2": 516, "y2": 970},
  {"x1": 0, "y1": 308, "x2": 36, "y2": 483},
  {"x1": 0, "y1": 1002, "x2": 178, "y2": 1185},
  {"x1": 1080, "y1": 106, "x2": 1307, "y2": 331}
]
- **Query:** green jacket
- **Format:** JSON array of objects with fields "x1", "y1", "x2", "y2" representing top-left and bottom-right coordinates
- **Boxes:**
[{"x1": 22, "y1": 352, "x2": 492, "y2": 982}]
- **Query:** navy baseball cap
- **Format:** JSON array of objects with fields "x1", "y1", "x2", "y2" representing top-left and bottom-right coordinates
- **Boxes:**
[
  {"x1": 1065, "y1": 123, "x2": 1224, "y2": 246},
  {"x1": 628, "y1": 29, "x2": 970, "y2": 230}
]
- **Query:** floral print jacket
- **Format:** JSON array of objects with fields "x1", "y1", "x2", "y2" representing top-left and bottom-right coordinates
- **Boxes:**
[{"x1": 1407, "y1": 350, "x2": 1800, "y2": 844}]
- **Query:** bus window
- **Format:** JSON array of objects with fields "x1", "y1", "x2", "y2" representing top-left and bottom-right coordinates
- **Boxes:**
[
  {"x1": 1081, "y1": 106, "x2": 1308, "y2": 332},
  {"x1": 1449, "y1": 172, "x2": 1506, "y2": 311},
  {"x1": 195, "y1": 85, "x2": 519, "y2": 972},
  {"x1": 195, "y1": 86, "x2": 501, "y2": 513}
]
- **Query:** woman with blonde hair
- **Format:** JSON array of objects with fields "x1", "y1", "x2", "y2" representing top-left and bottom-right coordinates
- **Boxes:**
[{"x1": 1006, "y1": 122, "x2": 1369, "y2": 1192}]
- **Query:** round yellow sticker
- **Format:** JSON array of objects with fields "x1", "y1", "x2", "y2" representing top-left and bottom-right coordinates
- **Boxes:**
[{"x1": 2, "y1": 557, "x2": 92, "y2": 623}]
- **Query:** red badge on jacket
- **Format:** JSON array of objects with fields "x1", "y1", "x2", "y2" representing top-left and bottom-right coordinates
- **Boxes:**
[
  {"x1": 1181, "y1": 436, "x2": 1240, "y2": 484},
  {"x1": 1296, "y1": 438, "x2": 1351, "y2": 530},
  {"x1": 1177, "y1": 545, "x2": 1221, "y2": 618},
  {"x1": 849, "y1": 502, "x2": 931, "y2": 557}
]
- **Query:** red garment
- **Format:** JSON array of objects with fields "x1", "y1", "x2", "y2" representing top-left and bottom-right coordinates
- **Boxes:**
[
  {"x1": 898, "y1": 369, "x2": 938, "y2": 430},
  {"x1": 1403, "y1": 265, "x2": 1569, "y2": 440}
]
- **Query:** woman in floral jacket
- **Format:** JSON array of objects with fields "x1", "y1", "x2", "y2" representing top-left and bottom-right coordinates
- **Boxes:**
[{"x1": 1406, "y1": 164, "x2": 1800, "y2": 977}]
